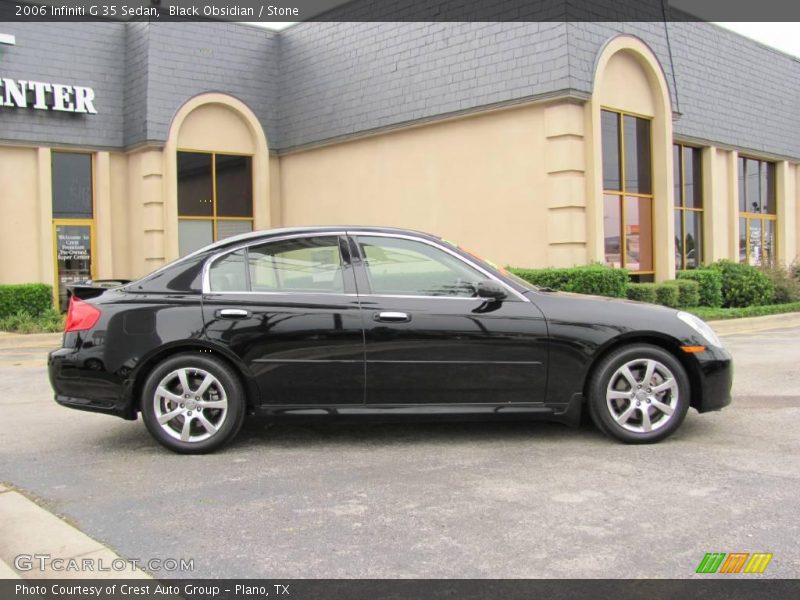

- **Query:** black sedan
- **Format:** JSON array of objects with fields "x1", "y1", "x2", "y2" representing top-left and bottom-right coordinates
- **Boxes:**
[{"x1": 49, "y1": 227, "x2": 732, "y2": 453}]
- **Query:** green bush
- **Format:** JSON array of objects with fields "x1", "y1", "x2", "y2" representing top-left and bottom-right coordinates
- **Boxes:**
[
  {"x1": 709, "y1": 260, "x2": 775, "y2": 308},
  {"x1": 759, "y1": 264, "x2": 800, "y2": 304},
  {"x1": 509, "y1": 265, "x2": 628, "y2": 298},
  {"x1": 664, "y1": 279, "x2": 700, "y2": 308},
  {"x1": 626, "y1": 283, "x2": 657, "y2": 304},
  {"x1": 0, "y1": 309, "x2": 64, "y2": 334},
  {"x1": 654, "y1": 283, "x2": 680, "y2": 308},
  {"x1": 677, "y1": 269, "x2": 723, "y2": 307},
  {"x1": 0, "y1": 284, "x2": 53, "y2": 318}
]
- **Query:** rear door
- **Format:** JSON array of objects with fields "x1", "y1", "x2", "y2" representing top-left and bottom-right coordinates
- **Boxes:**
[
  {"x1": 202, "y1": 234, "x2": 365, "y2": 406},
  {"x1": 350, "y1": 233, "x2": 548, "y2": 406}
]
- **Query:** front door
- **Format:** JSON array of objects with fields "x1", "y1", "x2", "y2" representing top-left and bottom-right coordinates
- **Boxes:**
[
  {"x1": 202, "y1": 234, "x2": 365, "y2": 406},
  {"x1": 350, "y1": 234, "x2": 548, "y2": 405}
]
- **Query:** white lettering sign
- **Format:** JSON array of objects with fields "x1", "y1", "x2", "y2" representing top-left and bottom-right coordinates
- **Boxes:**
[{"x1": 0, "y1": 78, "x2": 97, "y2": 114}]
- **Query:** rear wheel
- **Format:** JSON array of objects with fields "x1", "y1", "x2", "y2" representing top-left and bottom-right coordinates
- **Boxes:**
[
  {"x1": 141, "y1": 353, "x2": 246, "y2": 454},
  {"x1": 588, "y1": 344, "x2": 690, "y2": 444}
]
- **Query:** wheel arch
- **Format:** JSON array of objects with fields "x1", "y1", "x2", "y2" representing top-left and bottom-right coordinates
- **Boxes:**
[
  {"x1": 583, "y1": 332, "x2": 703, "y2": 411},
  {"x1": 126, "y1": 341, "x2": 260, "y2": 414}
]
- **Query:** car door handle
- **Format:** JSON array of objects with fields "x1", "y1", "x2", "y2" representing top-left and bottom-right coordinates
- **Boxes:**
[
  {"x1": 217, "y1": 308, "x2": 250, "y2": 319},
  {"x1": 374, "y1": 311, "x2": 411, "y2": 323}
]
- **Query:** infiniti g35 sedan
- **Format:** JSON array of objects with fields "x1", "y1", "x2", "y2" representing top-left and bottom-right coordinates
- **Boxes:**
[{"x1": 48, "y1": 226, "x2": 732, "y2": 453}]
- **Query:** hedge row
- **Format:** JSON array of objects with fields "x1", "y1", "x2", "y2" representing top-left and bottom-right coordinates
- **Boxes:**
[
  {"x1": 508, "y1": 265, "x2": 628, "y2": 298},
  {"x1": 0, "y1": 284, "x2": 53, "y2": 318},
  {"x1": 625, "y1": 280, "x2": 700, "y2": 309}
]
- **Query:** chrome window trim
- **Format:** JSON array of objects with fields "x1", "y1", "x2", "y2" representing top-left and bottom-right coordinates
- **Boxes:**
[{"x1": 351, "y1": 232, "x2": 529, "y2": 302}]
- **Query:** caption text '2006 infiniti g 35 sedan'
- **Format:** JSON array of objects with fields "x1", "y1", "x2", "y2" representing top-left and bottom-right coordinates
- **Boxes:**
[{"x1": 48, "y1": 227, "x2": 732, "y2": 453}]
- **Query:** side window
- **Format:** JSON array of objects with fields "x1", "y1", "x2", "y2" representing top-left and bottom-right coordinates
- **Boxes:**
[
  {"x1": 356, "y1": 236, "x2": 484, "y2": 297},
  {"x1": 208, "y1": 237, "x2": 346, "y2": 293},
  {"x1": 248, "y1": 236, "x2": 345, "y2": 293}
]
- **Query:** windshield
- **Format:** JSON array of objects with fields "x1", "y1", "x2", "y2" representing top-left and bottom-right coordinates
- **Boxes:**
[{"x1": 439, "y1": 238, "x2": 539, "y2": 292}]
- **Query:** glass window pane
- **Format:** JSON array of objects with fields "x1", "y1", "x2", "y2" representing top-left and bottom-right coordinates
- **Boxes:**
[
  {"x1": 178, "y1": 152, "x2": 213, "y2": 217},
  {"x1": 745, "y1": 159, "x2": 760, "y2": 214},
  {"x1": 216, "y1": 155, "x2": 253, "y2": 217},
  {"x1": 624, "y1": 115, "x2": 652, "y2": 194},
  {"x1": 764, "y1": 220, "x2": 776, "y2": 266},
  {"x1": 248, "y1": 236, "x2": 345, "y2": 294},
  {"x1": 52, "y1": 152, "x2": 93, "y2": 219},
  {"x1": 209, "y1": 250, "x2": 248, "y2": 292},
  {"x1": 685, "y1": 211, "x2": 703, "y2": 269},
  {"x1": 604, "y1": 194, "x2": 622, "y2": 268},
  {"x1": 216, "y1": 219, "x2": 253, "y2": 241},
  {"x1": 674, "y1": 210, "x2": 684, "y2": 271},
  {"x1": 357, "y1": 236, "x2": 483, "y2": 297},
  {"x1": 763, "y1": 162, "x2": 776, "y2": 214},
  {"x1": 178, "y1": 219, "x2": 213, "y2": 257},
  {"x1": 738, "y1": 218, "x2": 747, "y2": 263},
  {"x1": 684, "y1": 146, "x2": 702, "y2": 209},
  {"x1": 673, "y1": 145, "x2": 682, "y2": 208},
  {"x1": 601, "y1": 111, "x2": 621, "y2": 191},
  {"x1": 738, "y1": 157, "x2": 747, "y2": 212},
  {"x1": 748, "y1": 219, "x2": 762, "y2": 266},
  {"x1": 624, "y1": 196, "x2": 653, "y2": 273}
]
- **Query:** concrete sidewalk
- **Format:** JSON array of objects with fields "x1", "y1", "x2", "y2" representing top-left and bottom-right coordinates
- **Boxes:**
[{"x1": 0, "y1": 484, "x2": 150, "y2": 580}]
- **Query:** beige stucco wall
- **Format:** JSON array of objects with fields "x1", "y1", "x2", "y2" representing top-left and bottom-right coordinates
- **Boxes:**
[
  {"x1": 0, "y1": 146, "x2": 43, "y2": 284},
  {"x1": 279, "y1": 102, "x2": 562, "y2": 269}
]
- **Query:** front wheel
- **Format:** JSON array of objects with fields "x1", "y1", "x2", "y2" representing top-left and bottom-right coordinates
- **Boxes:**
[
  {"x1": 141, "y1": 353, "x2": 246, "y2": 454},
  {"x1": 587, "y1": 344, "x2": 690, "y2": 444}
]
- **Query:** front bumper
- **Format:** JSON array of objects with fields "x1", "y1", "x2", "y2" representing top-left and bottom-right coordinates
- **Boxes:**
[
  {"x1": 48, "y1": 348, "x2": 137, "y2": 420},
  {"x1": 692, "y1": 346, "x2": 733, "y2": 413}
]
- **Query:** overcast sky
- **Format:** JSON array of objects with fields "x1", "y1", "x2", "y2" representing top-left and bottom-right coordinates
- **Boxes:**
[{"x1": 253, "y1": 22, "x2": 800, "y2": 59}]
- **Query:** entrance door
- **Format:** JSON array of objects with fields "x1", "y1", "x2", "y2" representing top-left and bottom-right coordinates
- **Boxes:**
[{"x1": 52, "y1": 220, "x2": 95, "y2": 311}]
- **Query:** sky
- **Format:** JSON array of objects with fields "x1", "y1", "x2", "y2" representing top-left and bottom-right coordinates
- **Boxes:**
[{"x1": 252, "y1": 22, "x2": 800, "y2": 59}]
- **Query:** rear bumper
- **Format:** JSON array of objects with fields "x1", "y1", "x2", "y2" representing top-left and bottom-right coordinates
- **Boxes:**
[
  {"x1": 693, "y1": 346, "x2": 733, "y2": 413},
  {"x1": 48, "y1": 348, "x2": 136, "y2": 420}
]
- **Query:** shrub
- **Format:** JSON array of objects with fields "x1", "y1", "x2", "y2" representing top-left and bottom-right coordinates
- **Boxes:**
[
  {"x1": 677, "y1": 269, "x2": 723, "y2": 307},
  {"x1": 759, "y1": 263, "x2": 800, "y2": 304},
  {"x1": 509, "y1": 265, "x2": 628, "y2": 298},
  {"x1": 0, "y1": 309, "x2": 64, "y2": 334},
  {"x1": 0, "y1": 284, "x2": 53, "y2": 318},
  {"x1": 664, "y1": 279, "x2": 700, "y2": 308},
  {"x1": 654, "y1": 283, "x2": 680, "y2": 308},
  {"x1": 709, "y1": 260, "x2": 774, "y2": 307},
  {"x1": 626, "y1": 283, "x2": 657, "y2": 304}
]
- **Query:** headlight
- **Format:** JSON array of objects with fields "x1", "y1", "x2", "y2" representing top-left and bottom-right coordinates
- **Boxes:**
[{"x1": 677, "y1": 311, "x2": 723, "y2": 348}]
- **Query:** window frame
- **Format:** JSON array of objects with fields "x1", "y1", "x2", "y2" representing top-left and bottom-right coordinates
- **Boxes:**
[
  {"x1": 51, "y1": 149, "x2": 97, "y2": 310},
  {"x1": 203, "y1": 232, "x2": 355, "y2": 296},
  {"x1": 737, "y1": 156, "x2": 777, "y2": 267},
  {"x1": 177, "y1": 149, "x2": 255, "y2": 253},
  {"x1": 673, "y1": 143, "x2": 704, "y2": 270},
  {"x1": 601, "y1": 108, "x2": 655, "y2": 277}
]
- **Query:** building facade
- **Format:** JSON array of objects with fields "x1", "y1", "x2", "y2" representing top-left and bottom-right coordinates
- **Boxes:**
[{"x1": 0, "y1": 18, "x2": 799, "y2": 308}]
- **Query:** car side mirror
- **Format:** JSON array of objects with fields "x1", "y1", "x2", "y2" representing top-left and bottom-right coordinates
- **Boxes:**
[{"x1": 476, "y1": 280, "x2": 508, "y2": 302}]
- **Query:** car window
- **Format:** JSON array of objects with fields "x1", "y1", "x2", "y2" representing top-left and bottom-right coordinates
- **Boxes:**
[
  {"x1": 248, "y1": 236, "x2": 345, "y2": 293},
  {"x1": 356, "y1": 236, "x2": 483, "y2": 297},
  {"x1": 208, "y1": 250, "x2": 248, "y2": 292},
  {"x1": 208, "y1": 237, "x2": 346, "y2": 294}
]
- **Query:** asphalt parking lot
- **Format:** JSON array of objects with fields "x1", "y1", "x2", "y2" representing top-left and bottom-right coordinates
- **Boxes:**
[{"x1": 1, "y1": 326, "x2": 799, "y2": 579}]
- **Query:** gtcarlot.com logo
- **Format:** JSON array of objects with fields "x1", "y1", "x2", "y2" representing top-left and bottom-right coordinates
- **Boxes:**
[
  {"x1": 14, "y1": 553, "x2": 194, "y2": 573},
  {"x1": 696, "y1": 552, "x2": 773, "y2": 574}
]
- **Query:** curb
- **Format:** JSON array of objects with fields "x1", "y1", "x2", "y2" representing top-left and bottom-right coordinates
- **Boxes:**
[
  {"x1": 709, "y1": 312, "x2": 800, "y2": 336},
  {"x1": 0, "y1": 485, "x2": 150, "y2": 580},
  {"x1": 0, "y1": 332, "x2": 62, "y2": 349}
]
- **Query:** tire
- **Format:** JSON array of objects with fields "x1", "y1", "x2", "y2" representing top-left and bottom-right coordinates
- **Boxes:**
[
  {"x1": 141, "y1": 353, "x2": 246, "y2": 454},
  {"x1": 587, "y1": 344, "x2": 690, "y2": 444}
]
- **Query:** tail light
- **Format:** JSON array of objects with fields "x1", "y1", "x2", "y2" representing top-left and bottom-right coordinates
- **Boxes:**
[{"x1": 64, "y1": 296, "x2": 101, "y2": 332}]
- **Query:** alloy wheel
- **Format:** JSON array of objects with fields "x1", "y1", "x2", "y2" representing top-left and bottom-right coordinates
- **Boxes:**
[
  {"x1": 605, "y1": 358, "x2": 679, "y2": 433},
  {"x1": 153, "y1": 367, "x2": 229, "y2": 442}
]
